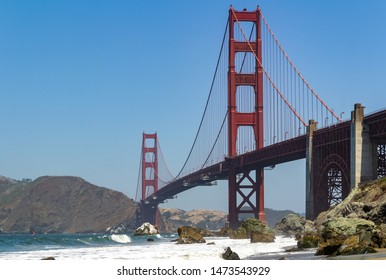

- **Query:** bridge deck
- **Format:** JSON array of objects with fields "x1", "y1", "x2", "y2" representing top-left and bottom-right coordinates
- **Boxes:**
[
  {"x1": 144, "y1": 134, "x2": 307, "y2": 205},
  {"x1": 144, "y1": 109, "x2": 386, "y2": 206}
]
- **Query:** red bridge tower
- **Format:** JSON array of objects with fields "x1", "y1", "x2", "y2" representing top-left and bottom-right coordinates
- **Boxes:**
[
  {"x1": 227, "y1": 7, "x2": 265, "y2": 228},
  {"x1": 138, "y1": 133, "x2": 159, "y2": 226}
]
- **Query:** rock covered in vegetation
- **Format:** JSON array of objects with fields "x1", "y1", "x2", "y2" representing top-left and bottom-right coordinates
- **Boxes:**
[
  {"x1": 176, "y1": 226, "x2": 206, "y2": 244},
  {"x1": 295, "y1": 232, "x2": 322, "y2": 249},
  {"x1": 315, "y1": 217, "x2": 385, "y2": 256},
  {"x1": 134, "y1": 222, "x2": 159, "y2": 236},
  {"x1": 313, "y1": 178, "x2": 386, "y2": 256},
  {"x1": 229, "y1": 218, "x2": 275, "y2": 242},
  {"x1": 250, "y1": 230, "x2": 275, "y2": 243},
  {"x1": 274, "y1": 214, "x2": 316, "y2": 236}
]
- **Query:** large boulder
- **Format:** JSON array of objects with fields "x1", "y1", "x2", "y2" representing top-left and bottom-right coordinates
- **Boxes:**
[
  {"x1": 134, "y1": 222, "x2": 159, "y2": 236},
  {"x1": 176, "y1": 226, "x2": 206, "y2": 244},
  {"x1": 274, "y1": 214, "x2": 315, "y2": 236},
  {"x1": 230, "y1": 218, "x2": 275, "y2": 243},
  {"x1": 316, "y1": 217, "x2": 384, "y2": 256}
]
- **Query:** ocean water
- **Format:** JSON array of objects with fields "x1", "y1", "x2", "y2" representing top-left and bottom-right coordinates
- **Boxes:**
[{"x1": 0, "y1": 233, "x2": 314, "y2": 260}]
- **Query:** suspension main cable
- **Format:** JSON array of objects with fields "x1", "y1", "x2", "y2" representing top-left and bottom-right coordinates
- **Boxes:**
[
  {"x1": 157, "y1": 138, "x2": 174, "y2": 179},
  {"x1": 231, "y1": 8, "x2": 307, "y2": 127},
  {"x1": 201, "y1": 111, "x2": 228, "y2": 168},
  {"x1": 259, "y1": 9, "x2": 342, "y2": 123},
  {"x1": 135, "y1": 147, "x2": 143, "y2": 202},
  {"x1": 174, "y1": 18, "x2": 230, "y2": 179}
]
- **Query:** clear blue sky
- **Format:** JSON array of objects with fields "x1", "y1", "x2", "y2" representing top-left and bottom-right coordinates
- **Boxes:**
[{"x1": 1, "y1": 0, "x2": 385, "y2": 214}]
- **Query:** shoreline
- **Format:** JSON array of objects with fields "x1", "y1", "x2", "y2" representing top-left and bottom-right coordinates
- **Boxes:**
[{"x1": 330, "y1": 248, "x2": 386, "y2": 260}]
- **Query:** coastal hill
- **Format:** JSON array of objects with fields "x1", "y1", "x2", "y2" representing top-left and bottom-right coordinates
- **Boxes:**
[
  {"x1": 0, "y1": 175, "x2": 299, "y2": 234},
  {"x1": 160, "y1": 208, "x2": 298, "y2": 232},
  {"x1": 0, "y1": 175, "x2": 137, "y2": 233}
]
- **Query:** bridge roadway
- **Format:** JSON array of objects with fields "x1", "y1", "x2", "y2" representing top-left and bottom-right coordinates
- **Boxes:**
[
  {"x1": 143, "y1": 133, "x2": 306, "y2": 206},
  {"x1": 143, "y1": 108, "x2": 386, "y2": 208}
]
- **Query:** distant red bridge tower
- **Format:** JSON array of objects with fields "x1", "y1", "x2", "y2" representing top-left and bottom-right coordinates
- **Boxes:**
[{"x1": 138, "y1": 133, "x2": 159, "y2": 226}]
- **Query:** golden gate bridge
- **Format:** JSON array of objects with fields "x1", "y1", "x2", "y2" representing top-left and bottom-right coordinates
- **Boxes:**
[{"x1": 135, "y1": 6, "x2": 386, "y2": 228}]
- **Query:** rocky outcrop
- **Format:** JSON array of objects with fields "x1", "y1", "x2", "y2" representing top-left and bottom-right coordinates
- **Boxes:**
[
  {"x1": 134, "y1": 222, "x2": 159, "y2": 236},
  {"x1": 176, "y1": 226, "x2": 206, "y2": 244},
  {"x1": 315, "y1": 178, "x2": 386, "y2": 228},
  {"x1": 313, "y1": 178, "x2": 386, "y2": 256},
  {"x1": 230, "y1": 218, "x2": 275, "y2": 242},
  {"x1": 0, "y1": 176, "x2": 138, "y2": 233},
  {"x1": 274, "y1": 214, "x2": 315, "y2": 236},
  {"x1": 316, "y1": 217, "x2": 385, "y2": 256}
]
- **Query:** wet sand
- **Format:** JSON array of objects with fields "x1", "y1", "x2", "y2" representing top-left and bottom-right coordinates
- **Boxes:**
[
  {"x1": 331, "y1": 248, "x2": 386, "y2": 260},
  {"x1": 247, "y1": 248, "x2": 386, "y2": 260}
]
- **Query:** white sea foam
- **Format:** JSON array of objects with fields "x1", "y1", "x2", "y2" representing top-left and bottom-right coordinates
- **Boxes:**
[
  {"x1": 0, "y1": 235, "x2": 296, "y2": 260},
  {"x1": 111, "y1": 234, "x2": 132, "y2": 244}
]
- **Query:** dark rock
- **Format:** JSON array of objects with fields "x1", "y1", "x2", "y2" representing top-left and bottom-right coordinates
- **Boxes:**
[
  {"x1": 176, "y1": 226, "x2": 206, "y2": 244},
  {"x1": 147, "y1": 238, "x2": 155, "y2": 242},
  {"x1": 221, "y1": 247, "x2": 240, "y2": 260},
  {"x1": 207, "y1": 242, "x2": 216, "y2": 245},
  {"x1": 41, "y1": 257, "x2": 55, "y2": 260}
]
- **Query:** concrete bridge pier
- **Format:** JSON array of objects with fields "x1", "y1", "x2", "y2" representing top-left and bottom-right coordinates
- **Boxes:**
[
  {"x1": 305, "y1": 103, "x2": 379, "y2": 220},
  {"x1": 305, "y1": 119, "x2": 317, "y2": 220},
  {"x1": 350, "y1": 103, "x2": 376, "y2": 188}
]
